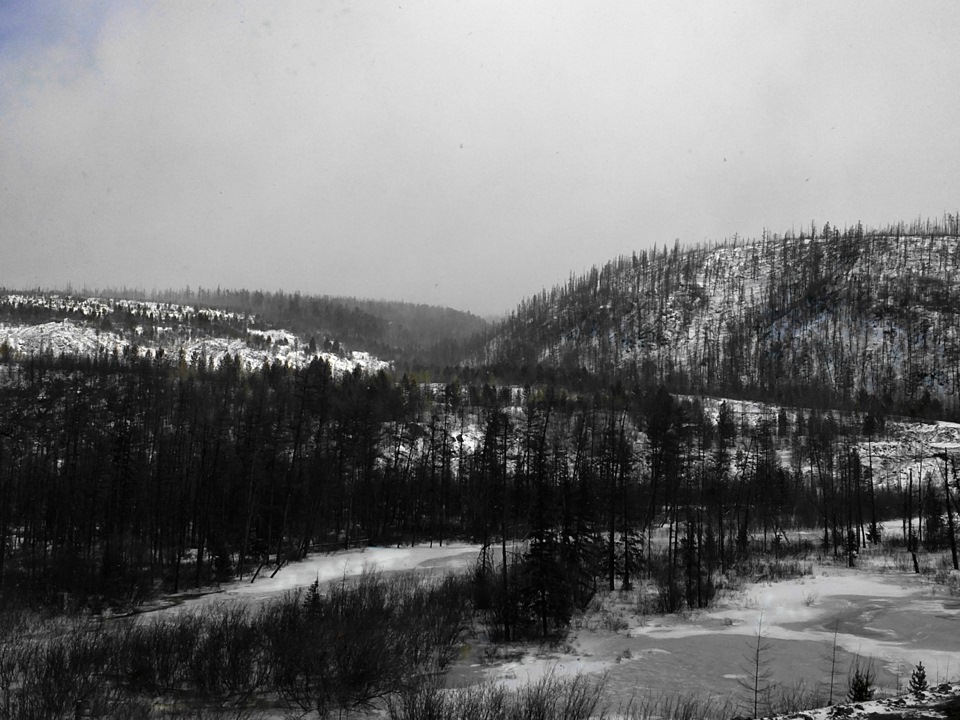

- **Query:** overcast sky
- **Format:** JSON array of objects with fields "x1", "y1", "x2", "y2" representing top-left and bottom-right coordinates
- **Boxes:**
[{"x1": 1, "y1": 1, "x2": 958, "y2": 316}]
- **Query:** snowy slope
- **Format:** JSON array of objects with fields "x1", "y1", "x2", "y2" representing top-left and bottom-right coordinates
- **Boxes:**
[
  {"x1": 0, "y1": 294, "x2": 390, "y2": 375},
  {"x1": 489, "y1": 231, "x2": 960, "y2": 411},
  {"x1": 686, "y1": 395, "x2": 960, "y2": 493}
]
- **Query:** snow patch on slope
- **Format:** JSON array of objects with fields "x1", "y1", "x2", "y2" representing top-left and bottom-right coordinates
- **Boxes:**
[{"x1": 0, "y1": 294, "x2": 392, "y2": 376}]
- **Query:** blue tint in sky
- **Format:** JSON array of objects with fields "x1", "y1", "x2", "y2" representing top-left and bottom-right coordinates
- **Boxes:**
[
  {"x1": 0, "y1": 0, "x2": 115, "y2": 107},
  {"x1": 0, "y1": 0, "x2": 50, "y2": 52},
  {"x1": 0, "y1": 0, "x2": 103, "y2": 58}
]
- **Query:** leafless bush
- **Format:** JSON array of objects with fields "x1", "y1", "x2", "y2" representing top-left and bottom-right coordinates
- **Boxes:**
[
  {"x1": 620, "y1": 691, "x2": 736, "y2": 720},
  {"x1": 0, "y1": 568, "x2": 472, "y2": 718},
  {"x1": 734, "y1": 556, "x2": 812, "y2": 582},
  {"x1": 765, "y1": 680, "x2": 829, "y2": 716},
  {"x1": 387, "y1": 673, "x2": 606, "y2": 720},
  {"x1": 257, "y1": 569, "x2": 472, "y2": 715},
  {"x1": 0, "y1": 620, "x2": 119, "y2": 720}
]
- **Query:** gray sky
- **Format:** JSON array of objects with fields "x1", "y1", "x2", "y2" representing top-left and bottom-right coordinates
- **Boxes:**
[{"x1": 1, "y1": 1, "x2": 958, "y2": 317}]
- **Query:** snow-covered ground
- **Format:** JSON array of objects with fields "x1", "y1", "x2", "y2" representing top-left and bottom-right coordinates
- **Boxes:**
[
  {"x1": 133, "y1": 535, "x2": 958, "y2": 717},
  {"x1": 149, "y1": 543, "x2": 481, "y2": 615},
  {"x1": 455, "y1": 555, "x2": 960, "y2": 710},
  {"x1": 0, "y1": 298, "x2": 392, "y2": 375},
  {"x1": 788, "y1": 681, "x2": 960, "y2": 720}
]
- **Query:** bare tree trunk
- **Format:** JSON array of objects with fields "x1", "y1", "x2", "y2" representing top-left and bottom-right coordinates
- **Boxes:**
[{"x1": 942, "y1": 455, "x2": 959, "y2": 570}]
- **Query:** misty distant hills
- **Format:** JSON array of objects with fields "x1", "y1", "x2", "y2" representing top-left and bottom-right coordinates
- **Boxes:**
[
  {"x1": 145, "y1": 288, "x2": 489, "y2": 361},
  {"x1": 481, "y1": 219, "x2": 960, "y2": 419}
]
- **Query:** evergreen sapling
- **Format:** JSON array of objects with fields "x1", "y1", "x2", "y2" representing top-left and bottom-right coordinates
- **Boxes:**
[
  {"x1": 909, "y1": 661, "x2": 928, "y2": 694},
  {"x1": 847, "y1": 659, "x2": 875, "y2": 703}
]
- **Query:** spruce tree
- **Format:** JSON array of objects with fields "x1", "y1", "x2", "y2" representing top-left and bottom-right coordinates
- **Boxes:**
[
  {"x1": 909, "y1": 661, "x2": 928, "y2": 694},
  {"x1": 847, "y1": 660, "x2": 875, "y2": 702}
]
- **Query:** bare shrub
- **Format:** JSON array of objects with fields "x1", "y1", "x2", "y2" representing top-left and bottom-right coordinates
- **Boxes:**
[
  {"x1": 386, "y1": 677, "x2": 449, "y2": 720},
  {"x1": 621, "y1": 691, "x2": 737, "y2": 720},
  {"x1": 259, "y1": 569, "x2": 472, "y2": 716},
  {"x1": 187, "y1": 603, "x2": 266, "y2": 701},
  {"x1": 387, "y1": 673, "x2": 605, "y2": 720},
  {"x1": 0, "y1": 567, "x2": 473, "y2": 719},
  {"x1": 0, "y1": 620, "x2": 118, "y2": 720},
  {"x1": 734, "y1": 556, "x2": 812, "y2": 583},
  {"x1": 765, "y1": 680, "x2": 829, "y2": 716}
]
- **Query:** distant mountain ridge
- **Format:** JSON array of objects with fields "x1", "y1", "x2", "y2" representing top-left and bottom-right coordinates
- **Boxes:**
[
  {"x1": 139, "y1": 287, "x2": 489, "y2": 360},
  {"x1": 0, "y1": 293, "x2": 393, "y2": 375},
  {"x1": 482, "y1": 218, "x2": 960, "y2": 418},
  {"x1": 0, "y1": 288, "x2": 488, "y2": 368}
]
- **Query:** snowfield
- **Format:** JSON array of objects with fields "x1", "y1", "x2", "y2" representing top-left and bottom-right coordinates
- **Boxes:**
[
  {"x1": 0, "y1": 299, "x2": 392, "y2": 374},
  {"x1": 449, "y1": 552, "x2": 960, "y2": 711},
  {"x1": 150, "y1": 543, "x2": 482, "y2": 614},
  {"x1": 154, "y1": 539, "x2": 959, "y2": 716}
]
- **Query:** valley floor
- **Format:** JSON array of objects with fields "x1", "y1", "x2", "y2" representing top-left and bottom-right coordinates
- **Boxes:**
[{"x1": 138, "y1": 538, "x2": 958, "y2": 718}]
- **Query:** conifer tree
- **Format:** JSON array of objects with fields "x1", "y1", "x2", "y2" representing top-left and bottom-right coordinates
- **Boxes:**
[
  {"x1": 909, "y1": 661, "x2": 928, "y2": 694},
  {"x1": 847, "y1": 659, "x2": 875, "y2": 702}
]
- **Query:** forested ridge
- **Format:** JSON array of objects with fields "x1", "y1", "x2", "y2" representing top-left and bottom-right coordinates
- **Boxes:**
[
  {"x1": 0, "y1": 287, "x2": 487, "y2": 366},
  {"x1": 146, "y1": 287, "x2": 488, "y2": 363},
  {"x1": 481, "y1": 217, "x2": 960, "y2": 419}
]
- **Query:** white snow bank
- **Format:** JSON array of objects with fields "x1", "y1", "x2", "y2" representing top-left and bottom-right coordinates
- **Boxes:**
[{"x1": 161, "y1": 543, "x2": 481, "y2": 614}]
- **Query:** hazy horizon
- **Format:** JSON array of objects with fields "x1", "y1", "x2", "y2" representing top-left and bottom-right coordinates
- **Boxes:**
[{"x1": 2, "y1": 1, "x2": 959, "y2": 316}]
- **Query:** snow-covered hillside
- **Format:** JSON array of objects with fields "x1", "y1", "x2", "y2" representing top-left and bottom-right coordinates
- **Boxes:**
[
  {"x1": 487, "y1": 230, "x2": 960, "y2": 417},
  {"x1": 0, "y1": 294, "x2": 390, "y2": 375},
  {"x1": 686, "y1": 395, "x2": 960, "y2": 495}
]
